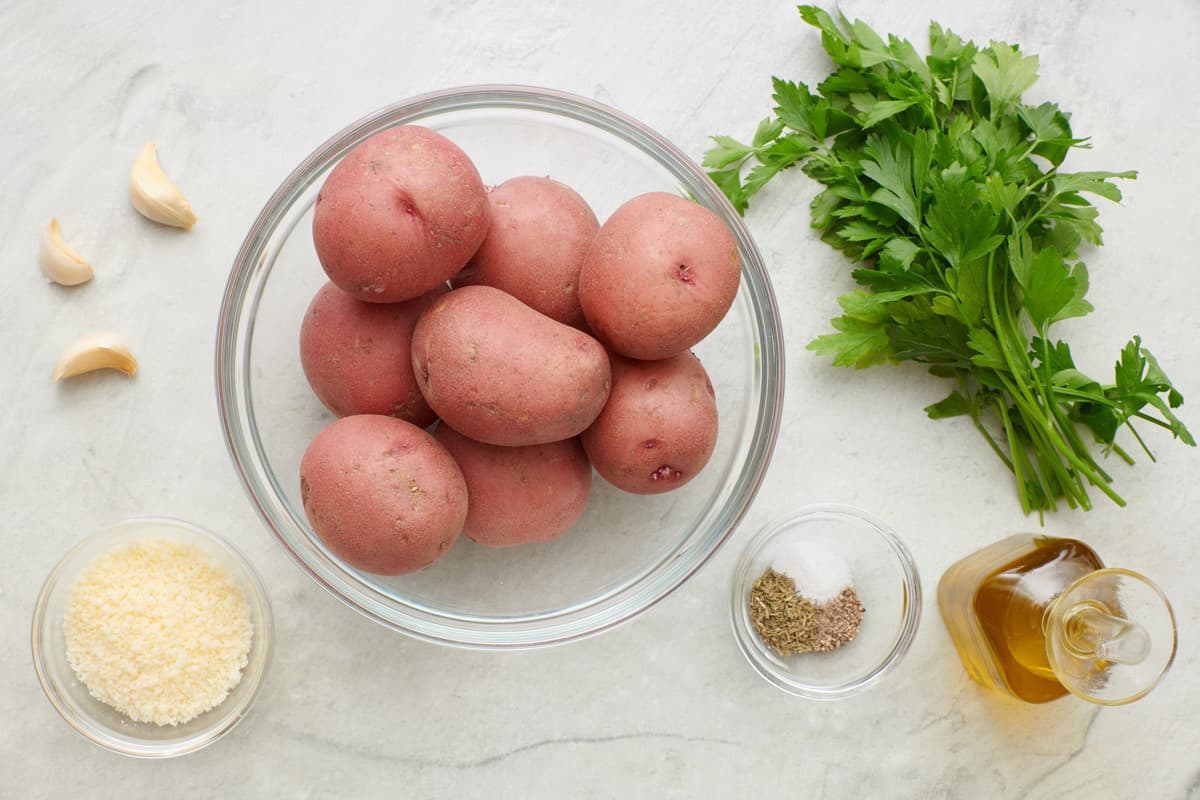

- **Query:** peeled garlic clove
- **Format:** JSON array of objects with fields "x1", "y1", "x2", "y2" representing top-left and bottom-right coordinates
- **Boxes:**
[
  {"x1": 40, "y1": 218, "x2": 94, "y2": 286},
  {"x1": 129, "y1": 143, "x2": 197, "y2": 229},
  {"x1": 53, "y1": 332, "x2": 138, "y2": 382}
]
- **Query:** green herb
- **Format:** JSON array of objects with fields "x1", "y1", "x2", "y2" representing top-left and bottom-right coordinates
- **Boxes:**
[
  {"x1": 749, "y1": 568, "x2": 818, "y2": 656},
  {"x1": 707, "y1": 6, "x2": 1193, "y2": 515}
]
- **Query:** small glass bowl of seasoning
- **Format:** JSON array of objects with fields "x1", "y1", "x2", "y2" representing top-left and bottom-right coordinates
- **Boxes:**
[
  {"x1": 31, "y1": 517, "x2": 273, "y2": 757},
  {"x1": 730, "y1": 504, "x2": 921, "y2": 699}
]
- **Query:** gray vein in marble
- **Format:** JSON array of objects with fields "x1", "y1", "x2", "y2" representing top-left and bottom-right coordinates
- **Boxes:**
[
  {"x1": 1185, "y1": 766, "x2": 1200, "y2": 800},
  {"x1": 910, "y1": 706, "x2": 966, "y2": 736},
  {"x1": 1049, "y1": 774, "x2": 1107, "y2": 798},
  {"x1": 666, "y1": 15, "x2": 765, "y2": 132},
  {"x1": 61, "y1": 47, "x2": 120, "y2": 96},
  {"x1": 906, "y1": 673, "x2": 972, "y2": 736},
  {"x1": 112, "y1": 63, "x2": 163, "y2": 140},
  {"x1": 279, "y1": 727, "x2": 744, "y2": 771},
  {"x1": 81, "y1": 453, "x2": 136, "y2": 505},
  {"x1": 1016, "y1": 705, "x2": 1102, "y2": 799}
]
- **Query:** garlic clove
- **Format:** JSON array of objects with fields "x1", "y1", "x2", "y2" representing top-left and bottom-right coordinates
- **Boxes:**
[
  {"x1": 129, "y1": 143, "x2": 197, "y2": 229},
  {"x1": 40, "y1": 218, "x2": 95, "y2": 286},
  {"x1": 53, "y1": 332, "x2": 138, "y2": 382}
]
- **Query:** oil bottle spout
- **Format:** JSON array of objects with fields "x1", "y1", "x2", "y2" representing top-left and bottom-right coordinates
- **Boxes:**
[
  {"x1": 1065, "y1": 605, "x2": 1151, "y2": 666},
  {"x1": 1047, "y1": 568, "x2": 1176, "y2": 705}
]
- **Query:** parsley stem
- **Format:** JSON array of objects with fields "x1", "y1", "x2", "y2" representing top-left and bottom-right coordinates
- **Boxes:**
[
  {"x1": 1036, "y1": 329, "x2": 1111, "y2": 486},
  {"x1": 964, "y1": 380, "x2": 1014, "y2": 472},
  {"x1": 985, "y1": 254, "x2": 1038, "y2": 411},
  {"x1": 994, "y1": 361, "x2": 1107, "y2": 509},
  {"x1": 1110, "y1": 442, "x2": 1136, "y2": 466},
  {"x1": 1124, "y1": 421, "x2": 1156, "y2": 463},
  {"x1": 994, "y1": 398, "x2": 1032, "y2": 515},
  {"x1": 985, "y1": 255, "x2": 1103, "y2": 509},
  {"x1": 1006, "y1": 381, "x2": 1085, "y2": 510},
  {"x1": 983, "y1": 254, "x2": 1059, "y2": 510},
  {"x1": 1032, "y1": 323, "x2": 1104, "y2": 489},
  {"x1": 1035, "y1": 388, "x2": 1180, "y2": 438},
  {"x1": 1130, "y1": 413, "x2": 1177, "y2": 435},
  {"x1": 1055, "y1": 406, "x2": 1108, "y2": 483},
  {"x1": 1013, "y1": 385, "x2": 1125, "y2": 506}
]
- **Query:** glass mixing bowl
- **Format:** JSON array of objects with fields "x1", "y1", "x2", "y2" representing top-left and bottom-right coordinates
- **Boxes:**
[{"x1": 216, "y1": 85, "x2": 784, "y2": 648}]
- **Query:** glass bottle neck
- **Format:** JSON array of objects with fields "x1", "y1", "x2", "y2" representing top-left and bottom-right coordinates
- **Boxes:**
[{"x1": 1054, "y1": 600, "x2": 1150, "y2": 665}]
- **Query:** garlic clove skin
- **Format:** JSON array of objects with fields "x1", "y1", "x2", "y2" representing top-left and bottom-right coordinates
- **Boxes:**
[
  {"x1": 53, "y1": 331, "x2": 138, "y2": 382},
  {"x1": 40, "y1": 218, "x2": 95, "y2": 286},
  {"x1": 129, "y1": 143, "x2": 197, "y2": 229}
]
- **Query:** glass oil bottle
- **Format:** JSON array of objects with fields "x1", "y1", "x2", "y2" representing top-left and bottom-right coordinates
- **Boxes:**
[{"x1": 938, "y1": 535, "x2": 1176, "y2": 705}]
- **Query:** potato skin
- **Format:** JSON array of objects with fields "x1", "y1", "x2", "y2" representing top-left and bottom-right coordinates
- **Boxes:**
[
  {"x1": 434, "y1": 425, "x2": 592, "y2": 547},
  {"x1": 581, "y1": 352, "x2": 718, "y2": 495},
  {"x1": 299, "y1": 282, "x2": 446, "y2": 425},
  {"x1": 579, "y1": 192, "x2": 740, "y2": 360},
  {"x1": 312, "y1": 125, "x2": 490, "y2": 303},
  {"x1": 454, "y1": 176, "x2": 598, "y2": 328},
  {"x1": 411, "y1": 285, "x2": 611, "y2": 446},
  {"x1": 299, "y1": 415, "x2": 467, "y2": 575}
]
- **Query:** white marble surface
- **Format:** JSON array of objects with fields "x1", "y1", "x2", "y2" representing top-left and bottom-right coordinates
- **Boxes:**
[{"x1": 3, "y1": 1, "x2": 1199, "y2": 797}]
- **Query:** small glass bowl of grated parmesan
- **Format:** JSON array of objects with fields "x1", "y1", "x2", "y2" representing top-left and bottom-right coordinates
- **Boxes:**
[
  {"x1": 730, "y1": 504, "x2": 921, "y2": 699},
  {"x1": 32, "y1": 517, "x2": 272, "y2": 757}
]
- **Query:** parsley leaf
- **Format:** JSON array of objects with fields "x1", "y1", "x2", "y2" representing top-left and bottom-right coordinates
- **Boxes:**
[
  {"x1": 701, "y1": 136, "x2": 752, "y2": 169},
  {"x1": 806, "y1": 314, "x2": 891, "y2": 368},
  {"x1": 923, "y1": 165, "x2": 1004, "y2": 268},
  {"x1": 971, "y1": 42, "x2": 1040, "y2": 116},
  {"x1": 1022, "y1": 247, "x2": 1076, "y2": 329},
  {"x1": 926, "y1": 390, "x2": 972, "y2": 419},
  {"x1": 861, "y1": 134, "x2": 921, "y2": 229},
  {"x1": 773, "y1": 77, "x2": 828, "y2": 140}
]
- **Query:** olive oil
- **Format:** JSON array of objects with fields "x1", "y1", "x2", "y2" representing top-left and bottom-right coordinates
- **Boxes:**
[
  {"x1": 938, "y1": 535, "x2": 1103, "y2": 703},
  {"x1": 941, "y1": 535, "x2": 1177, "y2": 705}
]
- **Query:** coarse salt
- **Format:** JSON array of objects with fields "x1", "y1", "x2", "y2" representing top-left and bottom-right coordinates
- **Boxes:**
[{"x1": 770, "y1": 539, "x2": 852, "y2": 604}]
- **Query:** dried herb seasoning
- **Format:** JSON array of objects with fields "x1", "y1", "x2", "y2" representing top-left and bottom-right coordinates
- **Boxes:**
[
  {"x1": 750, "y1": 568, "x2": 818, "y2": 656},
  {"x1": 749, "y1": 567, "x2": 865, "y2": 657}
]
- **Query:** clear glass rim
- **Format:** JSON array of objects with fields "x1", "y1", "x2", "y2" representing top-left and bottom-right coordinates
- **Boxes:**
[
  {"x1": 215, "y1": 84, "x2": 785, "y2": 649},
  {"x1": 30, "y1": 516, "x2": 274, "y2": 758},
  {"x1": 729, "y1": 503, "x2": 923, "y2": 699},
  {"x1": 1048, "y1": 566, "x2": 1178, "y2": 706}
]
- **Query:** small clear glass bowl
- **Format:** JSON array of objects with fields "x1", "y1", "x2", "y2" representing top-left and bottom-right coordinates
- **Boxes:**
[
  {"x1": 216, "y1": 85, "x2": 784, "y2": 648},
  {"x1": 31, "y1": 517, "x2": 273, "y2": 758},
  {"x1": 730, "y1": 504, "x2": 921, "y2": 699}
]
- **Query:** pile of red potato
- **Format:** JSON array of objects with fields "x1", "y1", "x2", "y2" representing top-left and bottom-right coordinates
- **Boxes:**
[{"x1": 298, "y1": 125, "x2": 740, "y2": 575}]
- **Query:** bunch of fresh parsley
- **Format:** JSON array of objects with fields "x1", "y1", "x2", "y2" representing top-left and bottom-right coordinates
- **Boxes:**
[{"x1": 707, "y1": 6, "x2": 1193, "y2": 515}]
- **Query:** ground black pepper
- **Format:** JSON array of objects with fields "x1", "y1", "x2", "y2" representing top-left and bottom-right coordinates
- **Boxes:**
[{"x1": 809, "y1": 586, "x2": 866, "y2": 652}]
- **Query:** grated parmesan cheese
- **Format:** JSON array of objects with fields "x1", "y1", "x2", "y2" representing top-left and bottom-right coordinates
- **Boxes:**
[{"x1": 64, "y1": 538, "x2": 253, "y2": 726}]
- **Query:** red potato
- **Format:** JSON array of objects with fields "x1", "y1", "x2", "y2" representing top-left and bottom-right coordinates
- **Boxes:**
[
  {"x1": 434, "y1": 425, "x2": 592, "y2": 547},
  {"x1": 454, "y1": 176, "x2": 599, "y2": 328},
  {"x1": 581, "y1": 352, "x2": 718, "y2": 495},
  {"x1": 299, "y1": 282, "x2": 446, "y2": 425},
  {"x1": 411, "y1": 285, "x2": 611, "y2": 447},
  {"x1": 299, "y1": 415, "x2": 468, "y2": 575},
  {"x1": 578, "y1": 192, "x2": 740, "y2": 360},
  {"x1": 312, "y1": 125, "x2": 490, "y2": 303}
]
